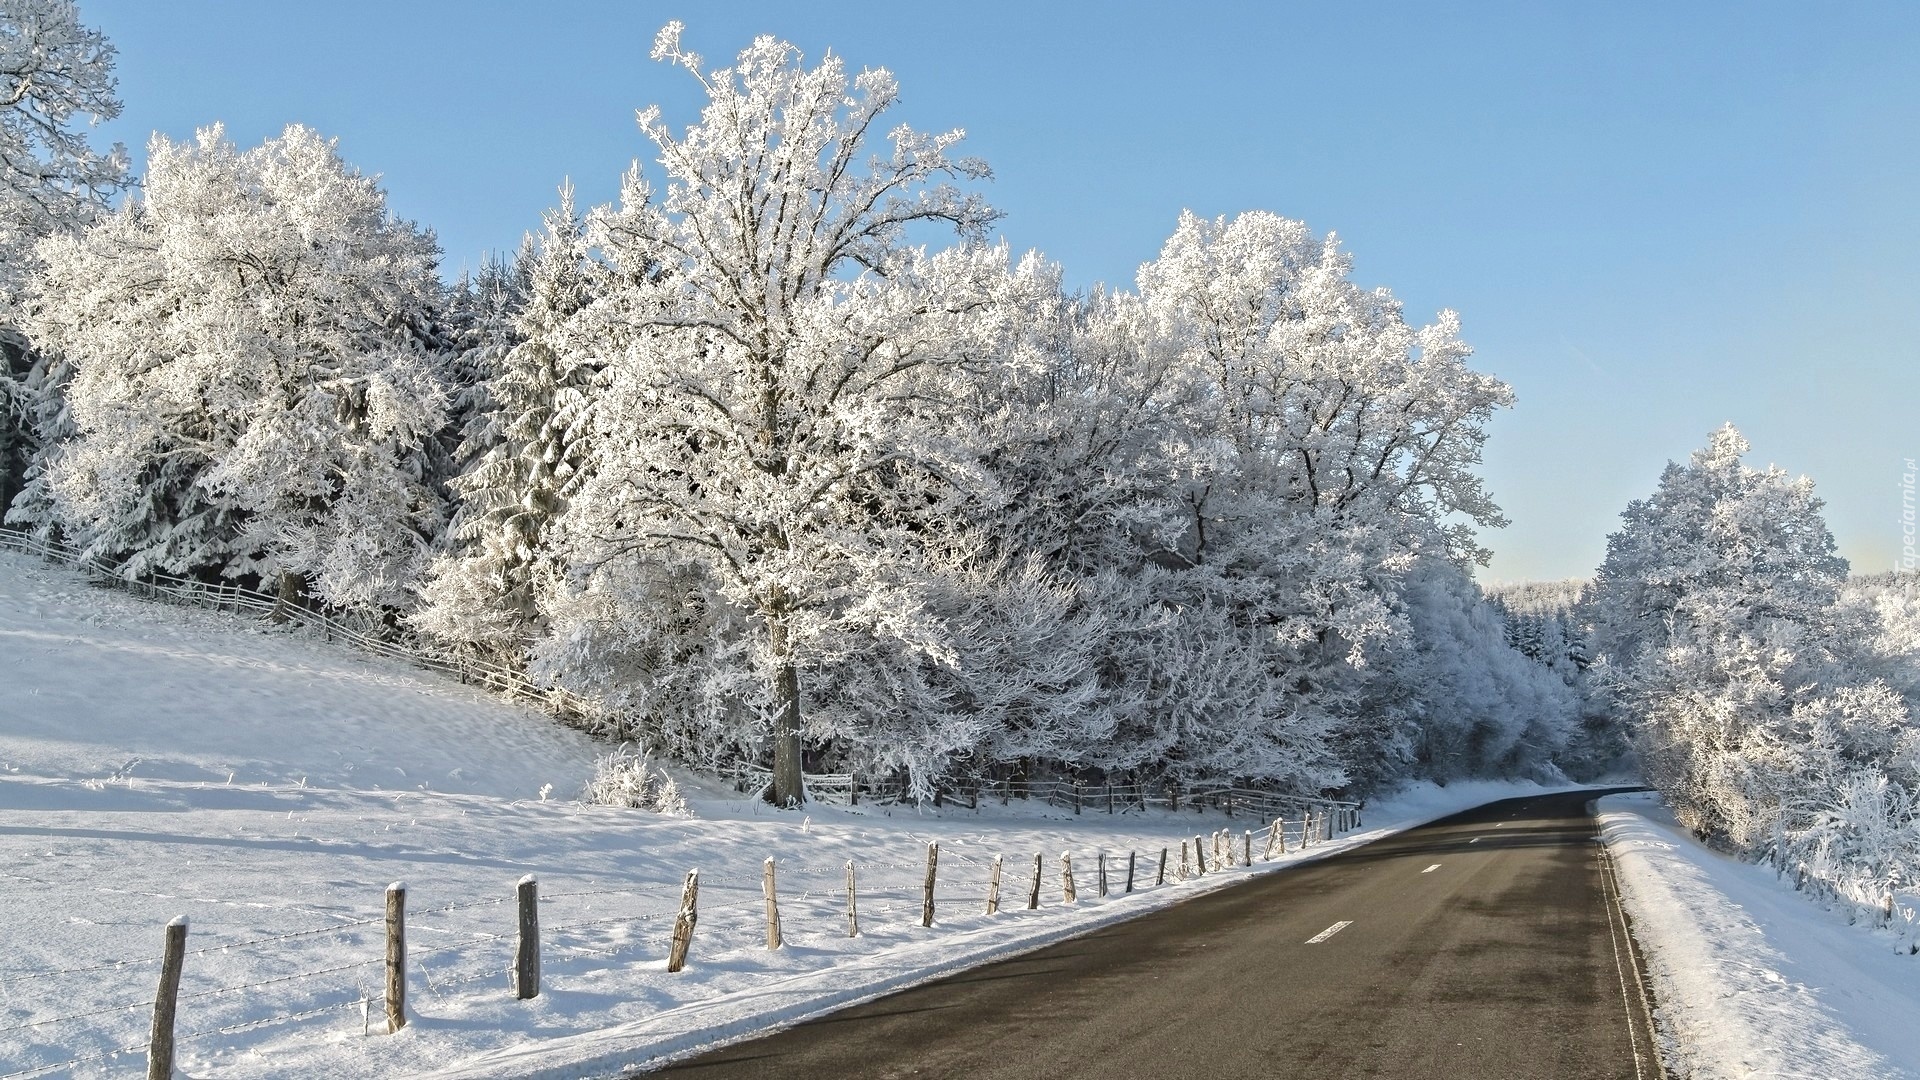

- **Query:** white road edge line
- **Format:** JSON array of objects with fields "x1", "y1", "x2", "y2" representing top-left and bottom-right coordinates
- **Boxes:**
[
  {"x1": 1596, "y1": 840, "x2": 1653, "y2": 1080},
  {"x1": 1421, "y1": 863, "x2": 1441, "y2": 873},
  {"x1": 1305, "y1": 921, "x2": 1352, "y2": 944},
  {"x1": 1470, "y1": 837, "x2": 1481, "y2": 843}
]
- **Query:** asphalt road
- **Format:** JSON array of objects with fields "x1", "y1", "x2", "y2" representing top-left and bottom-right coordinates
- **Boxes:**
[{"x1": 644, "y1": 789, "x2": 1661, "y2": 1080}]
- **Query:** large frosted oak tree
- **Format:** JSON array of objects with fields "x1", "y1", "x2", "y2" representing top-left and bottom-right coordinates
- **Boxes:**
[{"x1": 560, "y1": 24, "x2": 1009, "y2": 806}]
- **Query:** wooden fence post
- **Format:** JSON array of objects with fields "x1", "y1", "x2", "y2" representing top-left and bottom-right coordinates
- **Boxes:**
[
  {"x1": 1061, "y1": 852, "x2": 1076, "y2": 903},
  {"x1": 1107, "y1": 783, "x2": 1115, "y2": 814},
  {"x1": 512, "y1": 875, "x2": 539, "y2": 1000},
  {"x1": 1243, "y1": 830, "x2": 1252, "y2": 866},
  {"x1": 1156, "y1": 847, "x2": 1168, "y2": 886},
  {"x1": 1225, "y1": 793, "x2": 1233, "y2": 818},
  {"x1": 987, "y1": 855, "x2": 1003, "y2": 915},
  {"x1": 1098, "y1": 853, "x2": 1109, "y2": 897},
  {"x1": 1194, "y1": 836, "x2": 1207, "y2": 874},
  {"x1": 1169, "y1": 782, "x2": 1179, "y2": 813},
  {"x1": 667, "y1": 870, "x2": 699, "y2": 972},
  {"x1": 384, "y1": 883, "x2": 407, "y2": 1033},
  {"x1": 846, "y1": 861, "x2": 859, "y2": 938},
  {"x1": 1028, "y1": 853, "x2": 1043, "y2": 909},
  {"x1": 1265, "y1": 817, "x2": 1281, "y2": 859},
  {"x1": 147, "y1": 916, "x2": 187, "y2": 1080},
  {"x1": 922, "y1": 842, "x2": 939, "y2": 927},
  {"x1": 1126, "y1": 851, "x2": 1137, "y2": 893},
  {"x1": 1180, "y1": 841, "x2": 1190, "y2": 880},
  {"x1": 1073, "y1": 782, "x2": 1083, "y2": 815},
  {"x1": 850, "y1": 773, "x2": 859, "y2": 806},
  {"x1": 763, "y1": 858, "x2": 783, "y2": 950}
]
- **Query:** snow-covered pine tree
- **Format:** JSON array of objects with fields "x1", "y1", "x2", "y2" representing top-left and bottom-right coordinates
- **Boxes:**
[
  {"x1": 0, "y1": 0, "x2": 127, "y2": 516},
  {"x1": 24, "y1": 124, "x2": 450, "y2": 609},
  {"x1": 548, "y1": 24, "x2": 1032, "y2": 806},
  {"x1": 415, "y1": 185, "x2": 597, "y2": 662}
]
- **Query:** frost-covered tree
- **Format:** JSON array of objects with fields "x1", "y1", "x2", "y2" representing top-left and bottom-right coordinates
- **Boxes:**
[
  {"x1": 1842, "y1": 572, "x2": 1920, "y2": 708},
  {"x1": 1139, "y1": 210, "x2": 1511, "y2": 563},
  {"x1": 929, "y1": 210, "x2": 1519, "y2": 795},
  {"x1": 415, "y1": 185, "x2": 596, "y2": 660},
  {"x1": 547, "y1": 25, "x2": 1034, "y2": 806},
  {"x1": 1485, "y1": 578, "x2": 1626, "y2": 776},
  {"x1": 1585, "y1": 425, "x2": 1918, "y2": 871},
  {"x1": 1, "y1": 0, "x2": 127, "y2": 514},
  {"x1": 1372, "y1": 557, "x2": 1581, "y2": 784},
  {"x1": 22, "y1": 124, "x2": 448, "y2": 608},
  {"x1": 1100, "y1": 210, "x2": 1513, "y2": 791},
  {"x1": 0, "y1": 0, "x2": 123, "y2": 297}
]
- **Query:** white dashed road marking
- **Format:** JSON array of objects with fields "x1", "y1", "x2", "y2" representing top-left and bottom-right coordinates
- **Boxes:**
[
  {"x1": 1422, "y1": 864, "x2": 1441, "y2": 873},
  {"x1": 1470, "y1": 837, "x2": 1481, "y2": 843},
  {"x1": 1306, "y1": 921, "x2": 1352, "y2": 944}
]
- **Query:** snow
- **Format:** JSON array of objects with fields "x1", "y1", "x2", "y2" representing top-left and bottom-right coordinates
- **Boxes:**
[
  {"x1": 1598, "y1": 790, "x2": 1920, "y2": 1080},
  {"x1": 0, "y1": 550, "x2": 1582, "y2": 1078}
]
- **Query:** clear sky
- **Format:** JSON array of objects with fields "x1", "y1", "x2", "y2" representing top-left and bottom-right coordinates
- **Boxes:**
[{"x1": 77, "y1": 1, "x2": 1919, "y2": 583}]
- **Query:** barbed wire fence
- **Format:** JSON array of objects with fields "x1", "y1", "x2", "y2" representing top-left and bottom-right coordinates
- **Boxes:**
[{"x1": 0, "y1": 809, "x2": 1363, "y2": 1078}]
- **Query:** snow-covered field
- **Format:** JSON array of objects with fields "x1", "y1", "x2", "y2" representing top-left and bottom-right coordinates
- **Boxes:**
[
  {"x1": 1599, "y1": 791, "x2": 1920, "y2": 1080},
  {"x1": 0, "y1": 549, "x2": 1581, "y2": 1078}
]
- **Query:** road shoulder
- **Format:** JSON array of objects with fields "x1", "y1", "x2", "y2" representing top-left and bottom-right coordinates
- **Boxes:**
[{"x1": 1597, "y1": 791, "x2": 1916, "y2": 1080}]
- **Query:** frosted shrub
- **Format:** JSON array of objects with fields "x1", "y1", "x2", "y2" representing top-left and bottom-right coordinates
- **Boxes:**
[
  {"x1": 581, "y1": 745, "x2": 688, "y2": 816},
  {"x1": 1790, "y1": 772, "x2": 1920, "y2": 898}
]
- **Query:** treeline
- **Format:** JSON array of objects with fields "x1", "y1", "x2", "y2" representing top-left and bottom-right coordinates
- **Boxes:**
[{"x1": 1, "y1": 10, "x2": 1606, "y2": 804}]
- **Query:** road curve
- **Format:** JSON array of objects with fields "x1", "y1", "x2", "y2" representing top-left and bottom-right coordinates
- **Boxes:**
[{"x1": 643, "y1": 789, "x2": 1661, "y2": 1080}]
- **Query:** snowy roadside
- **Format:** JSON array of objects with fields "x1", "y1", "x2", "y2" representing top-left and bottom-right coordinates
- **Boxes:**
[
  {"x1": 1597, "y1": 791, "x2": 1920, "y2": 1080},
  {"x1": 422, "y1": 777, "x2": 1579, "y2": 1080},
  {"x1": 0, "y1": 549, "x2": 1580, "y2": 1079}
]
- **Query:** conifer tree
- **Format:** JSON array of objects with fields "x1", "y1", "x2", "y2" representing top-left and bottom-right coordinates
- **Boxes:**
[{"x1": 416, "y1": 185, "x2": 598, "y2": 659}]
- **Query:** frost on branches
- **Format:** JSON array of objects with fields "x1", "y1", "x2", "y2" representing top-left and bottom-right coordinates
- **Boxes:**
[
  {"x1": 541, "y1": 25, "x2": 1023, "y2": 807},
  {"x1": 508, "y1": 27, "x2": 1560, "y2": 806},
  {"x1": 0, "y1": 0, "x2": 123, "y2": 295},
  {"x1": 1087, "y1": 210, "x2": 1518, "y2": 792},
  {"x1": 0, "y1": 19, "x2": 1599, "y2": 812},
  {"x1": 1586, "y1": 424, "x2": 1920, "y2": 901},
  {"x1": 22, "y1": 125, "x2": 450, "y2": 608},
  {"x1": 0, "y1": 0, "x2": 127, "y2": 519},
  {"x1": 414, "y1": 184, "x2": 598, "y2": 661}
]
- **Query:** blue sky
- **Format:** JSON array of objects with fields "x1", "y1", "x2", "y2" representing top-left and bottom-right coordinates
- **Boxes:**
[{"x1": 81, "y1": 2, "x2": 1918, "y2": 582}]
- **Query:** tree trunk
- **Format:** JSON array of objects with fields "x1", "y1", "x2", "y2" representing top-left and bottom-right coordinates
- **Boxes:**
[
  {"x1": 768, "y1": 614, "x2": 805, "y2": 809},
  {"x1": 272, "y1": 569, "x2": 307, "y2": 623}
]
